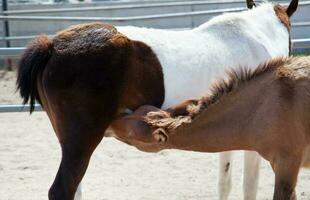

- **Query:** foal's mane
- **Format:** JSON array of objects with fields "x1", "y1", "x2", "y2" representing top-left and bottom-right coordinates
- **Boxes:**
[{"x1": 145, "y1": 57, "x2": 289, "y2": 131}]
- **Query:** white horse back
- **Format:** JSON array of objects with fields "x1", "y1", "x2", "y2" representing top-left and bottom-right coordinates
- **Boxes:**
[{"x1": 117, "y1": 3, "x2": 289, "y2": 108}]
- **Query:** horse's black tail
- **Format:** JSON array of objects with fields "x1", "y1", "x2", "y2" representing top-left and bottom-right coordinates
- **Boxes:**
[{"x1": 16, "y1": 35, "x2": 53, "y2": 113}]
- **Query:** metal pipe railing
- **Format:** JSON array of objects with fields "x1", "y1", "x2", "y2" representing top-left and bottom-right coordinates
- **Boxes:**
[
  {"x1": 1, "y1": 0, "x2": 309, "y2": 16},
  {"x1": 0, "y1": 47, "x2": 24, "y2": 57},
  {"x1": 0, "y1": 35, "x2": 53, "y2": 41},
  {"x1": 0, "y1": 104, "x2": 42, "y2": 113},
  {"x1": 0, "y1": 0, "x2": 254, "y2": 15},
  {"x1": 1, "y1": 0, "x2": 10, "y2": 48},
  {"x1": 0, "y1": 7, "x2": 247, "y2": 21},
  {"x1": 293, "y1": 21, "x2": 310, "y2": 26},
  {"x1": 293, "y1": 38, "x2": 310, "y2": 49}
]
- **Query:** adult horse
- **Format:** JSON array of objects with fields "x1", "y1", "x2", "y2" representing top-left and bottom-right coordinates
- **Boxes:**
[{"x1": 16, "y1": 0, "x2": 298, "y2": 199}]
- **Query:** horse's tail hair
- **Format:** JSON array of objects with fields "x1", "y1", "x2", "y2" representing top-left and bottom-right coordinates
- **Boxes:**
[{"x1": 16, "y1": 35, "x2": 53, "y2": 113}]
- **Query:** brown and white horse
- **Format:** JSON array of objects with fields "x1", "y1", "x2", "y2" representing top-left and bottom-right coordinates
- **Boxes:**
[
  {"x1": 16, "y1": 0, "x2": 298, "y2": 199},
  {"x1": 110, "y1": 56, "x2": 310, "y2": 200}
]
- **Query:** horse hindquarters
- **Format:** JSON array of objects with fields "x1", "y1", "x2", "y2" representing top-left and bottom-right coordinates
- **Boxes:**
[
  {"x1": 18, "y1": 24, "x2": 132, "y2": 199},
  {"x1": 37, "y1": 23, "x2": 164, "y2": 200},
  {"x1": 41, "y1": 51, "x2": 126, "y2": 200}
]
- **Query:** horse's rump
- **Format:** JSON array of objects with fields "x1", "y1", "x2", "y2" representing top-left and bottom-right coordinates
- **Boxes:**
[{"x1": 17, "y1": 22, "x2": 165, "y2": 117}]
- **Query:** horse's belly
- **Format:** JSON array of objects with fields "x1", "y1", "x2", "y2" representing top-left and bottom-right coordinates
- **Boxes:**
[{"x1": 160, "y1": 65, "x2": 218, "y2": 108}]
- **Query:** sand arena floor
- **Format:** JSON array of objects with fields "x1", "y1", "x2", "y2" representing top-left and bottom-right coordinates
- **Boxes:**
[{"x1": 1, "y1": 70, "x2": 310, "y2": 200}]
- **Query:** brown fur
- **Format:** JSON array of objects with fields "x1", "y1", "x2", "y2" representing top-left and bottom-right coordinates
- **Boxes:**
[
  {"x1": 274, "y1": 5, "x2": 291, "y2": 32},
  {"x1": 16, "y1": 35, "x2": 53, "y2": 112},
  {"x1": 16, "y1": 0, "x2": 299, "y2": 197},
  {"x1": 17, "y1": 22, "x2": 164, "y2": 200},
  {"x1": 273, "y1": 0, "x2": 299, "y2": 54},
  {"x1": 110, "y1": 56, "x2": 310, "y2": 200},
  {"x1": 54, "y1": 22, "x2": 117, "y2": 54},
  {"x1": 274, "y1": 4, "x2": 293, "y2": 53}
]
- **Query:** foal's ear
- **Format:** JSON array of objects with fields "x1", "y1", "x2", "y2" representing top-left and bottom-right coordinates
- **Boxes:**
[
  {"x1": 246, "y1": 0, "x2": 256, "y2": 9},
  {"x1": 286, "y1": 0, "x2": 299, "y2": 17},
  {"x1": 153, "y1": 128, "x2": 169, "y2": 143}
]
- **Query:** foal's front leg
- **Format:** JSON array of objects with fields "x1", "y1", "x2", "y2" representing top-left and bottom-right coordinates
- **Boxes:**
[{"x1": 272, "y1": 155, "x2": 301, "y2": 200}]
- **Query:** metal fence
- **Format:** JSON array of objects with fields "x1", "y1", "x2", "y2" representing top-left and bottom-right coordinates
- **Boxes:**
[
  {"x1": 0, "y1": 0, "x2": 260, "y2": 14},
  {"x1": 0, "y1": 104, "x2": 42, "y2": 112}
]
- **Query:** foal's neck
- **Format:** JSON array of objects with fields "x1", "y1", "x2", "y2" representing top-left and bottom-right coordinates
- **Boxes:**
[{"x1": 166, "y1": 72, "x2": 275, "y2": 153}]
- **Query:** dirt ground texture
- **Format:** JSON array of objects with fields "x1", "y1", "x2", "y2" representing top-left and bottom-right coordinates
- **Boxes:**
[{"x1": 1, "y1": 70, "x2": 310, "y2": 200}]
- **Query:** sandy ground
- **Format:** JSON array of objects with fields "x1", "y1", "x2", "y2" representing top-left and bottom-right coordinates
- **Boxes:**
[{"x1": 1, "y1": 70, "x2": 310, "y2": 200}]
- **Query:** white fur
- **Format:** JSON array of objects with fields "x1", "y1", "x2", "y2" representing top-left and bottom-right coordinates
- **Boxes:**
[
  {"x1": 218, "y1": 152, "x2": 233, "y2": 200},
  {"x1": 243, "y1": 151, "x2": 261, "y2": 200},
  {"x1": 103, "y1": 3, "x2": 288, "y2": 200}
]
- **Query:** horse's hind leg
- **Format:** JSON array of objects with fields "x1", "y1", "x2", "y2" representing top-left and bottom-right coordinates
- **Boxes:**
[
  {"x1": 243, "y1": 151, "x2": 261, "y2": 200},
  {"x1": 218, "y1": 151, "x2": 233, "y2": 200},
  {"x1": 48, "y1": 108, "x2": 111, "y2": 200},
  {"x1": 42, "y1": 77, "x2": 119, "y2": 200}
]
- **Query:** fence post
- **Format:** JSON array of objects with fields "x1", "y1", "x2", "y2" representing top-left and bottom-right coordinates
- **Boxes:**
[{"x1": 2, "y1": 0, "x2": 12, "y2": 70}]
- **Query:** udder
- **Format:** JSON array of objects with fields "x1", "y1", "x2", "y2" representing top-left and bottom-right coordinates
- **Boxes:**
[{"x1": 109, "y1": 105, "x2": 168, "y2": 152}]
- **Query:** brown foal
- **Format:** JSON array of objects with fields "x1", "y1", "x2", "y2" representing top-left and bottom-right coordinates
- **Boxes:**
[{"x1": 110, "y1": 56, "x2": 310, "y2": 200}]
